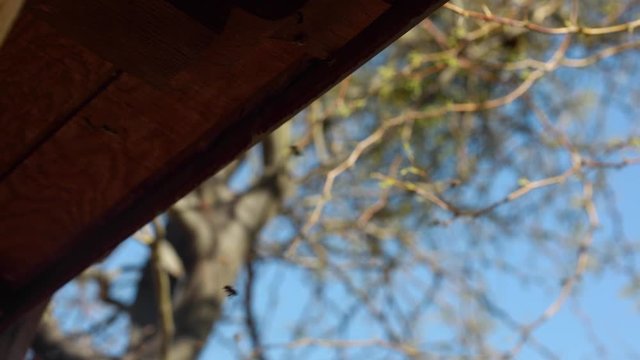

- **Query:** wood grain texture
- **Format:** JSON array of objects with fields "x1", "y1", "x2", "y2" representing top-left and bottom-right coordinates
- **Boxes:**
[
  {"x1": 29, "y1": 0, "x2": 214, "y2": 85},
  {"x1": 165, "y1": 0, "x2": 311, "y2": 32},
  {"x1": 0, "y1": 74, "x2": 197, "y2": 285},
  {"x1": 0, "y1": 13, "x2": 115, "y2": 178},
  {"x1": 0, "y1": 0, "x2": 446, "y2": 329}
]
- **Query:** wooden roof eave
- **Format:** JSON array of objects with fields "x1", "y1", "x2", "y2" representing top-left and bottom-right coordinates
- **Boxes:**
[{"x1": 0, "y1": 0, "x2": 446, "y2": 330}]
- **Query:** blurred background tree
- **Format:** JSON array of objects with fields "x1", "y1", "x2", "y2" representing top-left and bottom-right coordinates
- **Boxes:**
[{"x1": 31, "y1": 0, "x2": 640, "y2": 359}]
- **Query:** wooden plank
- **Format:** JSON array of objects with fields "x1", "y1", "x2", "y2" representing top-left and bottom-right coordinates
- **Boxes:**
[
  {"x1": 0, "y1": 75, "x2": 196, "y2": 286},
  {"x1": 165, "y1": 0, "x2": 310, "y2": 32},
  {"x1": 29, "y1": 0, "x2": 214, "y2": 85},
  {"x1": 0, "y1": 13, "x2": 115, "y2": 178},
  {"x1": 0, "y1": 0, "x2": 446, "y2": 330}
]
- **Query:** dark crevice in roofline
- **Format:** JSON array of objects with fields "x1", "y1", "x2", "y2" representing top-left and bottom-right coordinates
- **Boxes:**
[{"x1": 0, "y1": 68, "x2": 123, "y2": 183}]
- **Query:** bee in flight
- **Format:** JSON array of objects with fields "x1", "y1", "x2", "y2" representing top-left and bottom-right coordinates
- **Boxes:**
[{"x1": 223, "y1": 285, "x2": 238, "y2": 297}]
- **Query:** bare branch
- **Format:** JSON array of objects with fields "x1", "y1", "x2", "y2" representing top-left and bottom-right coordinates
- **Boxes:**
[
  {"x1": 444, "y1": 3, "x2": 640, "y2": 36},
  {"x1": 150, "y1": 218, "x2": 174, "y2": 360}
]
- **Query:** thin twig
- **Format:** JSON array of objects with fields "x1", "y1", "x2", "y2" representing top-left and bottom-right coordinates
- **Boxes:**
[
  {"x1": 292, "y1": 36, "x2": 572, "y2": 248},
  {"x1": 358, "y1": 156, "x2": 403, "y2": 227},
  {"x1": 444, "y1": 3, "x2": 640, "y2": 36},
  {"x1": 501, "y1": 181, "x2": 599, "y2": 359}
]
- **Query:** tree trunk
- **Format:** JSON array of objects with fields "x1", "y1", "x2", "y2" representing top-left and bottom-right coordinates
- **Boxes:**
[
  {"x1": 128, "y1": 125, "x2": 291, "y2": 359},
  {"x1": 30, "y1": 125, "x2": 291, "y2": 360}
]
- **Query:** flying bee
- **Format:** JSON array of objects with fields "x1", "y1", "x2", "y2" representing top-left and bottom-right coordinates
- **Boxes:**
[
  {"x1": 223, "y1": 285, "x2": 238, "y2": 297},
  {"x1": 290, "y1": 145, "x2": 302, "y2": 156}
]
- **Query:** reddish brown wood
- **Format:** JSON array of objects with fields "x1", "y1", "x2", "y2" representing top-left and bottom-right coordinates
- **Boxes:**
[
  {"x1": 28, "y1": 0, "x2": 214, "y2": 85},
  {"x1": 0, "y1": 13, "x2": 115, "y2": 178},
  {"x1": 0, "y1": 0, "x2": 446, "y2": 330}
]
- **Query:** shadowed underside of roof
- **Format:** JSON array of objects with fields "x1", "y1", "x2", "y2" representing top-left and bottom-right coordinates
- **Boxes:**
[{"x1": 0, "y1": 0, "x2": 445, "y2": 330}]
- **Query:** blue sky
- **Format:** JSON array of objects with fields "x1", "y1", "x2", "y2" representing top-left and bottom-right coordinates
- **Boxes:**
[{"x1": 197, "y1": 42, "x2": 640, "y2": 359}]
